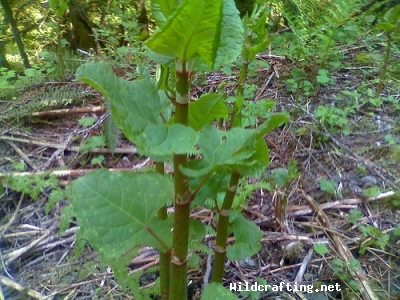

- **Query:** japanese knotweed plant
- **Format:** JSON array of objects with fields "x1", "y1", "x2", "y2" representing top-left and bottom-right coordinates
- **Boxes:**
[{"x1": 71, "y1": 1, "x2": 289, "y2": 299}]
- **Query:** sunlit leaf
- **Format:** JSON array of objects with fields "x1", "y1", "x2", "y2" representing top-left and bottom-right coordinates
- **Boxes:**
[
  {"x1": 188, "y1": 93, "x2": 228, "y2": 131},
  {"x1": 76, "y1": 62, "x2": 197, "y2": 158},
  {"x1": 72, "y1": 170, "x2": 173, "y2": 256},
  {"x1": 145, "y1": 0, "x2": 243, "y2": 68}
]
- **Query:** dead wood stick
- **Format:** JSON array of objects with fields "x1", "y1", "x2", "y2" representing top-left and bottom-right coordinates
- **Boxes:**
[
  {"x1": 288, "y1": 191, "x2": 395, "y2": 217},
  {"x1": 0, "y1": 275, "x2": 44, "y2": 300},
  {"x1": 302, "y1": 191, "x2": 378, "y2": 300},
  {"x1": 1, "y1": 106, "x2": 105, "y2": 121},
  {"x1": 25, "y1": 106, "x2": 105, "y2": 118},
  {"x1": 5, "y1": 141, "x2": 39, "y2": 171},
  {"x1": 3, "y1": 230, "x2": 53, "y2": 264},
  {"x1": 0, "y1": 193, "x2": 23, "y2": 236},
  {"x1": 0, "y1": 282, "x2": 4, "y2": 300},
  {"x1": 295, "y1": 248, "x2": 314, "y2": 283},
  {"x1": 0, "y1": 135, "x2": 136, "y2": 154},
  {"x1": 0, "y1": 167, "x2": 134, "y2": 180},
  {"x1": 38, "y1": 130, "x2": 76, "y2": 171}
]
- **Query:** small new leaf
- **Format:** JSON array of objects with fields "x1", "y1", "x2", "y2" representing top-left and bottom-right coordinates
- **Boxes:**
[
  {"x1": 363, "y1": 186, "x2": 380, "y2": 198},
  {"x1": 318, "y1": 178, "x2": 338, "y2": 195},
  {"x1": 313, "y1": 243, "x2": 329, "y2": 255}
]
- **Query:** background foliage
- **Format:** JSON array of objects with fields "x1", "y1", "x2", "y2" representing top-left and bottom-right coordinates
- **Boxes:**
[{"x1": 1, "y1": 0, "x2": 400, "y2": 299}]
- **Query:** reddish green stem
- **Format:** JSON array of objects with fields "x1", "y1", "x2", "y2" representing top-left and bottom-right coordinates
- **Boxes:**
[
  {"x1": 169, "y1": 60, "x2": 191, "y2": 300},
  {"x1": 211, "y1": 171, "x2": 241, "y2": 283},
  {"x1": 156, "y1": 162, "x2": 171, "y2": 300}
]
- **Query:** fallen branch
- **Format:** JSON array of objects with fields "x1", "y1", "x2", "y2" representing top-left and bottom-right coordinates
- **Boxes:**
[
  {"x1": 288, "y1": 191, "x2": 395, "y2": 217},
  {"x1": 302, "y1": 191, "x2": 378, "y2": 300},
  {"x1": 0, "y1": 167, "x2": 135, "y2": 180},
  {"x1": 0, "y1": 275, "x2": 44, "y2": 300},
  {"x1": 0, "y1": 135, "x2": 136, "y2": 154}
]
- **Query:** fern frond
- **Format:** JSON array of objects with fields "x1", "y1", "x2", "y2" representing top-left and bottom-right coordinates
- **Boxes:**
[
  {"x1": 193, "y1": 242, "x2": 212, "y2": 255},
  {"x1": 233, "y1": 180, "x2": 272, "y2": 209},
  {"x1": 206, "y1": 224, "x2": 217, "y2": 236}
]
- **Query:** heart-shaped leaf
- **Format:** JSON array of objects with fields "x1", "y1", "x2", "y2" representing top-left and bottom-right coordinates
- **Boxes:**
[{"x1": 72, "y1": 170, "x2": 173, "y2": 256}]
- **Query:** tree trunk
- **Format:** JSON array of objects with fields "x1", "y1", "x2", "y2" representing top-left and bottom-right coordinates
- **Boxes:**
[
  {"x1": 0, "y1": 41, "x2": 10, "y2": 68},
  {"x1": 0, "y1": 0, "x2": 31, "y2": 68},
  {"x1": 67, "y1": 0, "x2": 97, "y2": 51}
]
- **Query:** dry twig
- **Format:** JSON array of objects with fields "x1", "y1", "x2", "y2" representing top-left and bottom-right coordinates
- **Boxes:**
[{"x1": 302, "y1": 191, "x2": 379, "y2": 300}]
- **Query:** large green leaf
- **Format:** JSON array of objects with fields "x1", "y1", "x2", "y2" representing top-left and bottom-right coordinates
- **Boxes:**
[
  {"x1": 384, "y1": 4, "x2": 400, "y2": 26},
  {"x1": 190, "y1": 169, "x2": 231, "y2": 205},
  {"x1": 150, "y1": 0, "x2": 180, "y2": 26},
  {"x1": 183, "y1": 124, "x2": 272, "y2": 178},
  {"x1": 72, "y1": 170, "x2": 173, "y2": 257},
  {"x1": 76, "y1": 62, "x2": 197, "y2": 157},
  {"x1": 188, "y1": 93, "x2": 228, "y2": 131},
  {"x1": 137, "y1": 123, "x2": 197, "y2": 156},
  {"x1": 256, "y1": 112, "x2": 290, "y2": 139},
  {"x1": 181, "y1": 125, "x2": 257, "y2": 177},
  {"x1": 145, "y1": 0, "x2": 243, "y2": 68},
  {"x1": 212, "y1": 0, "x2": 245, "y2": 69},
  {"x1": 226, "y1": 214, "x2": 262, "y2": 260},
  {"x1": 240, "y1": 137, "x2": 269, "y2": 176}
]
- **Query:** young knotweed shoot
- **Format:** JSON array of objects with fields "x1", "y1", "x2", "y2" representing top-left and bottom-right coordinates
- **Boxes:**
[{"x1": 70, "y1": 1, "x2": 289, "y2": 299}]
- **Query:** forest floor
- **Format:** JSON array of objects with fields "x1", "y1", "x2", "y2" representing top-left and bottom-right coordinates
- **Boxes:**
[{"x1": 0, "y1": 46, "x2": 400, "y2": 300}]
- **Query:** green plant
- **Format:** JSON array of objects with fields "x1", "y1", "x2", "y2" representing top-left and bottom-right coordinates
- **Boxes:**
[
  {"x1": 78, "y1": 116, "x2": 96, "y2": 127},
  {"x1": 10, "y1": 160, "x2": 26, "y2": 171},
  {"x1": 374, "y1": 4, "x2": 400, "y2": 96},
  {"x1": 79, "y1": 135, "x2": 106, "y2": 153},
  {"x1": 69, "y1": 1, "x2": 289, "y2": 299},
  {"x1": 78, "y1": 109, "x2": 120, "y2": 155},
  {"x1": 276, "y1": 0, "x2": 367, "y2": 103},
  {"x1": 331, "y1": 258, "x2": 360, "y2": 291},
  {"x1": 318, "y1": 178, "x2": 338, "y2": 196},
  {"x1": 363, "y1": 186, "x2": 381, "y2": 198},
  {"x1": 315, "y1": 105, "x2": 353, "y2": 134},
  {"x1": 0, "y1": 67, "x2": 16, "y2": 90},
  {"x1": 241, "y1": 99, "x2": 275, "y2": 127},
  {"x1": 5, "y1": 174, "x2": 68, "y2": 215},
  {"x1": 348, "y1": 209, "x2": 390, "y2": 255},
  {"x1": 90, "y1": 155, "x2": 105, "y2": 166},
  {"x1": 285, "y1": 66, "x2": 315, "y2": 100},
  {"x1": 316, "y1": 68, "x2": 335, "y2": 85},
  {"x1": 264, "y1": 158, "x2": 299, "y2": 231},
  {"x1": 313, "y1": 243, "x2": 329, "y2": 255}
]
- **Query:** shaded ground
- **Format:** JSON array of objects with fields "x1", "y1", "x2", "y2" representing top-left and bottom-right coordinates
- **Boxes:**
[{"x1": 0, "y1": 49, "x2": 400, "y2": 300}]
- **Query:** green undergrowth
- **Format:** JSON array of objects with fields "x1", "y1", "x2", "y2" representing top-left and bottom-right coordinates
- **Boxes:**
[{"x1": 2, "y1": 0, "x2": 400, "y2": 299}]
